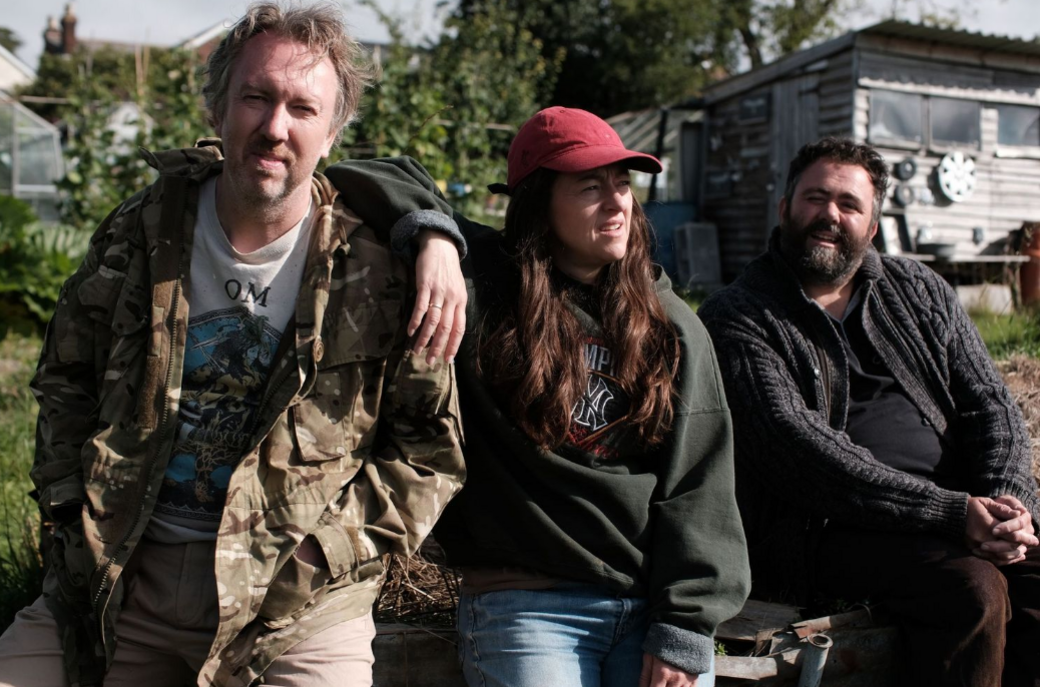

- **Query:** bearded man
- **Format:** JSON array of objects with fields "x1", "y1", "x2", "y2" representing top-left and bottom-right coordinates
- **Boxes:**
[{"x1": 699, "y1": 137, "x2": 1040, "y2": 687}]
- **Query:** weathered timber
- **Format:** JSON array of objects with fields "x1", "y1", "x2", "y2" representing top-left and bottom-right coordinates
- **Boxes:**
[
  {"x1": 792, "y1": 608, "x2": 884, "y2": 639},
  {"x1": 717, "y1": 599, "x2": 805, "y2": 642},
  {"x1": 373, "y1": 624, "x2": 464, "y2": 687},
  {"x1": 696, "y1": 21, "x2": 1040, "y2": 280},
  {"x1": 715, "y1": 604, "x2": 900, "y2": 687}
]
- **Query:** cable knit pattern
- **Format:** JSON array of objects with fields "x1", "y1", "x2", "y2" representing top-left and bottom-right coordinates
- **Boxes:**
[{"x1": 699, "y1": 230, "x2": 1039, "y2": 599}]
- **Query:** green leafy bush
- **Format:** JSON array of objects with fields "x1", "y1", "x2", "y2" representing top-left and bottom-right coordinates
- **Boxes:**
[{"x1": 0, "y1": 196, "x2": 89, "y2": 328}]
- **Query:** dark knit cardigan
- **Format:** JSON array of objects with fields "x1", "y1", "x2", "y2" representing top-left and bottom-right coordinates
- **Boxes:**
[{"x1": 699, "y1": 230, "x2": 1040, "y2": 600}]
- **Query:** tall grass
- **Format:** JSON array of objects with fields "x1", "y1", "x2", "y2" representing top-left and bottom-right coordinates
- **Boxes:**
[
  {"x1": 972, "y1": 306, "x2": 1040, "y2": 359},
  {"x1": 0, "y1": 333, "x2": 43, "y2": 631}
]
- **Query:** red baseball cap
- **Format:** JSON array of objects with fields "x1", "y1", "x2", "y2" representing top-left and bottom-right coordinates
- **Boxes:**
[{"x1": 492, "y1": 106, "x2": 662, "y2": 193}]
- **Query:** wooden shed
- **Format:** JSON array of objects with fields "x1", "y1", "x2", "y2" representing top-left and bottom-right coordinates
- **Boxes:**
[{"x1": 682, "y1": 20, "x2": 1040, "y2": 282}]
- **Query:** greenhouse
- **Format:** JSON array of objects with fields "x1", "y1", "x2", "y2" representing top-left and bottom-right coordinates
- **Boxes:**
[{"x1": 0, "y1": 91, "x2": 64, "y2": 222}]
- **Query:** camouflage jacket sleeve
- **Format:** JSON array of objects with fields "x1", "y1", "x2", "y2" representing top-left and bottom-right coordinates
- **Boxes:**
[
  {"x1": 298, "y1": 218, "x2": 467, "y2": 575},
  {"x1": 310, "y1": 350, "x2": 465, "y2": 577},
  {"x1": 30, "y1": 198, "x2": 140, "y2": 522}
]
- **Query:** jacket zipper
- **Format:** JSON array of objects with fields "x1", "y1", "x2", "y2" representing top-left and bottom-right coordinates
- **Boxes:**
[
  {"x1": 90, "y1": 177, "x2": 191, "y2": 635},
  {"x1": 91, "y1": 278, "x2": 182, "y2": 614}
]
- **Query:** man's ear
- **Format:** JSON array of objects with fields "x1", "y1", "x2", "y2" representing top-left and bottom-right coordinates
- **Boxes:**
[
  {"x1": 869, "y1": 220, "x2": 879, "y2": 241},
  {"x1": 778, "y1": 196, "x2": 788, "y2": 223}
]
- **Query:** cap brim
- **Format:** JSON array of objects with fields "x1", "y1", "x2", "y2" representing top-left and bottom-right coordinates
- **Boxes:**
[{"x1": 541, "y1": 145, "x2": 663, "y2": 176}]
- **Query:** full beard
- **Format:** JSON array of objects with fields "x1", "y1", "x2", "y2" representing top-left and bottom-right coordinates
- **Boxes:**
[{"x1": 779, "y1": 216, "x2": 870, "y2": 287}]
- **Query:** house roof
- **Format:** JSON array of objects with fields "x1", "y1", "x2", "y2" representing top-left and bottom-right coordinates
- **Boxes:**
[
  {"x1": 695, "y1": 20, "x2": 1040, "y2": 106},
  {"x1": 77, "y1": 38, "x2": 166, "y2": 54},
  {"x1": 178, "y1": 20, "x2": 229, "y2": 50},
  {"x1": 607, "y1": 108, "x2": 702, "y2": 155},
  {"x1": 0, "y1": 42, "x2": 37, "y2": 83},
  {"x1": 864, "y1": 20, "x2": 1040, "y2": 58}
]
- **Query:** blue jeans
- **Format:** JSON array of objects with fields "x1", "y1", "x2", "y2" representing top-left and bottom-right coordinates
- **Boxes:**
[{"x1": 456, "y1": 584, "x2": 715, "y2": 687}]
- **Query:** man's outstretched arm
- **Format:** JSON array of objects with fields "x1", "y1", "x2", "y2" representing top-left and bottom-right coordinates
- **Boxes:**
[{"x1": 326, "y1": 157, "x2": 496, "y2": 363}]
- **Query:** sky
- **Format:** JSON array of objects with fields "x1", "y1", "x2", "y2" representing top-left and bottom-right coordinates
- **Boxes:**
[
  {"x1": 2, "y1": 0, "x2": 446, "y2": 68},
  {"x1": 3, "y1": 0, "x2": 1039, "y2": 71}
]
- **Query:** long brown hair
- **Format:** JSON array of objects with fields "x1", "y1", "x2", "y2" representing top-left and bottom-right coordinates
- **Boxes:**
[{"x1": 478, "y1": 168, "x2": 680, "y2": 449}]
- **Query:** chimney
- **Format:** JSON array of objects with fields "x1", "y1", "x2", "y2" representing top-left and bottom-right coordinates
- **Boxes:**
[
  {"x1": 43, "y1": 16, "x2": 63, "y2": 55},
  {"x1": 61, "y1": 3, "x2": 77, "y2": 54}
]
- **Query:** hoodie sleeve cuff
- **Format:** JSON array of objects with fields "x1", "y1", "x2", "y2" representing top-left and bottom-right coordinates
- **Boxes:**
[
  {"x1": 390, "y1": 210, "x2": 468, "y2": 261},
  {"x1": 642, "y1": 622, "x2": 715, "y2": 676}
]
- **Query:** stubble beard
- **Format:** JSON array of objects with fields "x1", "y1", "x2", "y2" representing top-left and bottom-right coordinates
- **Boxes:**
[
  {"x1": 780, "y1": 214, "x2": 871, "y2": 287},
  {"x1": 229, "y1": 141, "x2": 310, "y2": 223}
]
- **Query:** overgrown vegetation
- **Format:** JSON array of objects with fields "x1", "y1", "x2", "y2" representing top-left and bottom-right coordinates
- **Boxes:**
[
  {"x1": 0, "y1": 332, "x2": 44, "y2": 632},
  {"x1": 972, "y1": 307, "x2": 1040, "y2": 360},
  {"x1": 17, "y1": 45, "x2": 210, "y2": 231},
  {"x1": 0, "y1": 196, "x2": 88, "y2": 329},
  {"x1": 340, "y1": 0, "x2": 558, "y2": 218}
]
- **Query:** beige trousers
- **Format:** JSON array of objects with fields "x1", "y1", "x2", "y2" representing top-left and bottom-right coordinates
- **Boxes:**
[{"x1": 0, "y1": 539, "x2": 375, "y2": 687}]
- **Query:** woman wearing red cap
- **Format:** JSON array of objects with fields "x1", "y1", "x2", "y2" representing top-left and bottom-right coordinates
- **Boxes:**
[{"x1": 326, "y1": 107, "x2": 749, "y2": 687}]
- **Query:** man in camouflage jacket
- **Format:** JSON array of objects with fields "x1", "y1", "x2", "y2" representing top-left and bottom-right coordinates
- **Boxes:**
[{"x1": 1, "y1": 4, "x2": 465, "y2": 687}]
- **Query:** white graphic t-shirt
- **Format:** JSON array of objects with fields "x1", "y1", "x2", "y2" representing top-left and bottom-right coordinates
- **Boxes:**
[{"x1": 147, "y1": 177, "x2": 312, "y2": 543}]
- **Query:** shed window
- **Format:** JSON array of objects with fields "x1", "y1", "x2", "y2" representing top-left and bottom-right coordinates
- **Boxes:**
[
  {"x1": 930, "y1": 98, "x2": 980, "y2": 148},
  {"x1": 869, "y1": 91, "x2": 923, "y2": 145},
  {"x1": 997, "y1": 105, "x2": 1040, "y2": 147}
]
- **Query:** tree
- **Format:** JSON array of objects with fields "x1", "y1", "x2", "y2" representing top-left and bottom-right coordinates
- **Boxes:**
[
  {"x1": 451, "y1": 0, "x2": 731, "y2": 115},
  {"x1": 719, "y1": 0, "x2": 851, "y2": 70},
  {"x1": 452, "y1": 0, "x2": 968, "y2": 116},
  {"x1": 16, "y1": 46, "x2": 138, "y2": 122},
  {"x1": 0, "y1": 27, "x2": 21, "y2": 55},
  {"x1": 342, "y1": 0, "x2": 559, "y2": 217},
  {"x1": 881, "y1": 0, "x2": 973, "y2": 29}
]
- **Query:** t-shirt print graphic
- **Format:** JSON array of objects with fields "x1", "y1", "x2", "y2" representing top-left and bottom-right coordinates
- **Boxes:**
[
  {"x1": 568, "y1": 337, "x2": 630, "y2": 457},
  {"x1": 153, "y1": 306, "x2": 280, "y2": 528}
]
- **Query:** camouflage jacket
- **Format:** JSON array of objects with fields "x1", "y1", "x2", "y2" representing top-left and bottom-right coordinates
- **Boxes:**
[{"x1": 30, "y1": 140, "x2": 465, "y2": 686}]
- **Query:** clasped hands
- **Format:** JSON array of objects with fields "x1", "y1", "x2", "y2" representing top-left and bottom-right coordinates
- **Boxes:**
[{"x1": 965, "y1": 495, "x2": 1038, "y2": 566}]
